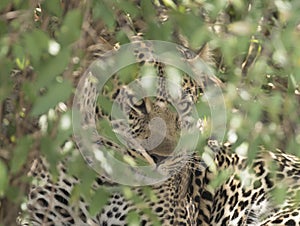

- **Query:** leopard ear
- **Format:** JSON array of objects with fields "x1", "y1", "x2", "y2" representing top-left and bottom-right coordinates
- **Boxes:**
[{"x1": 197, "y1": 43, "x2": 214, "y2": 64}]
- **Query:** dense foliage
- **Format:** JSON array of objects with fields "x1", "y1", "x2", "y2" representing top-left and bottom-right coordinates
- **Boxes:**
[{"x1": 1, "y1": 0, "x2": 300, "y2": 225}]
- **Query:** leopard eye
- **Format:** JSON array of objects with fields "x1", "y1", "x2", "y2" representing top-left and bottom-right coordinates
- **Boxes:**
[{"x1": 178, "y1": 101, "x2": 190, "y2": 114}]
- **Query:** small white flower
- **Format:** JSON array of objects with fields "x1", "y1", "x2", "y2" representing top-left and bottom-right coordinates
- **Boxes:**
[
  {"x1": 62, "y1": 141, "x2": 73, "y2": 153},
  {"x1": 60, "y1": 114, "x2": 71, "y2": 130},
  {"x1": 39, "y1": 114, "x2": 48, "y2": 133},
  {"x1": 48, "y1": 40, "x2": 60, "y2": 56},
  {"x1": 228, "y1": 129, "x2": 238, "y2": 143},
  {"x1": 57, "y1": 102, "x2": 68, "y2": 112},
  {"x1": 235, "y1": 142, "x2": 249, "y2": 157},
  {"x1": 21, "y1": 202, "x2": 28, "y2": 211},
  {"x1": 48, "y1": 108, "x2": 56, "y2": 120}
]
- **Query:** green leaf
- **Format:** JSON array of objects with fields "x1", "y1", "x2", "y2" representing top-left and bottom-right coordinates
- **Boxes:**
[
  {"x1": 271, "y1": 186, "x2": 287, "y2": 205},
  {"x1": 145, "y1": 20, "x2": 173, "y2": 41},
  {"x1": 126, "y1": 211, "x2": 140, "y2": 226},
  {"x1": 24, "y1": 29, "x2": 49, "y2": 64},
  {"x1": 89, "y1": 188, "x2": 111, "y2": 216},
  {"x1": 58, "y1": 9, "x2": 83, "y2": 45},
  {"x1": 0, "y1": 160, "x2": 8, "y2": 197},
  {"x1": 5, "y1": 185, "x2": 21, "y2": 202},
  {"x1": 118, "y1": 64, "x2": 138, "y2": 84},
  {"x1": 97, "y1": 119, "x2": 120, "y2": 145},
  {"x1": 43, "y1": 0, "x2": 63, "y2": 17},
  {"x1": 141, "y1": 0, "x2": 156, "y2": 22},
  {"x1": 92, "y1": 1, "x2": 115, "y2": 30},
  {"x1": 247, "y1": 139, "x2": 260, "y2": 165},
  {"x1": 55, "y1": 111, "x2": 73, "y2": 145},
  {"x1": 0, "y1": 0, "x2": 10, "y2": 11},
  {"x1": 12, "y1": 0, "x2": 29, "y2": 9},
  {"x1": 35, "y1": 48, "x2": 70, "y2": 89},
  {"x1": 266, "y1": 93, "x2": 282, "y2": 122},
  {"x1": 77, "y1": 169, "x2": 97, "y2": 199},
  {"x1": 10, "y1": 136, "x2": 32, "y2": 174},
  {"x1": 12, "y1": 44, "x2": 26, "y2": 62},
  {"x1": 248, "y1": 100, "x2": 262, "y2": 123},
  {"x1": 97, "y1": 96, "x2": 113, "y2": 116},
  {"x1": 31, "y1": 79, "x2": 73, "y2": 116},
  {"x1": 116, "y1": 0, "x2": 140, "y2": 18},
  {"x1": 170, "y1": 12, "x2": 203, "y2": 42},
  {"x1": 40, "y1": 136, "x2": 60, "y2": 180},
  {"x1": 0, "y1": 58, "x2": 13, "y2": 103},
  {"x1": 0, "y1": 21, "x2": 8, "y2": 37},
  {"x1": 22, "y1": 81, "x2": 36, "y2": 103},
  {"x1": 161, "y1": 0, "x2": 177, "y2": 10}
]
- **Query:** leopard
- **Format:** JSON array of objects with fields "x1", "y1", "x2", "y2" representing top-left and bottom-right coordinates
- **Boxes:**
[
  {"x1": 19, "y1": 36, "x2": 216, "y2": 226},
  {"x1": 19, "y1": 35, "x2": 300, "y2": 226},
  {"x1": 204, "y1": 140, "x2": 300, "y2": 226}
]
